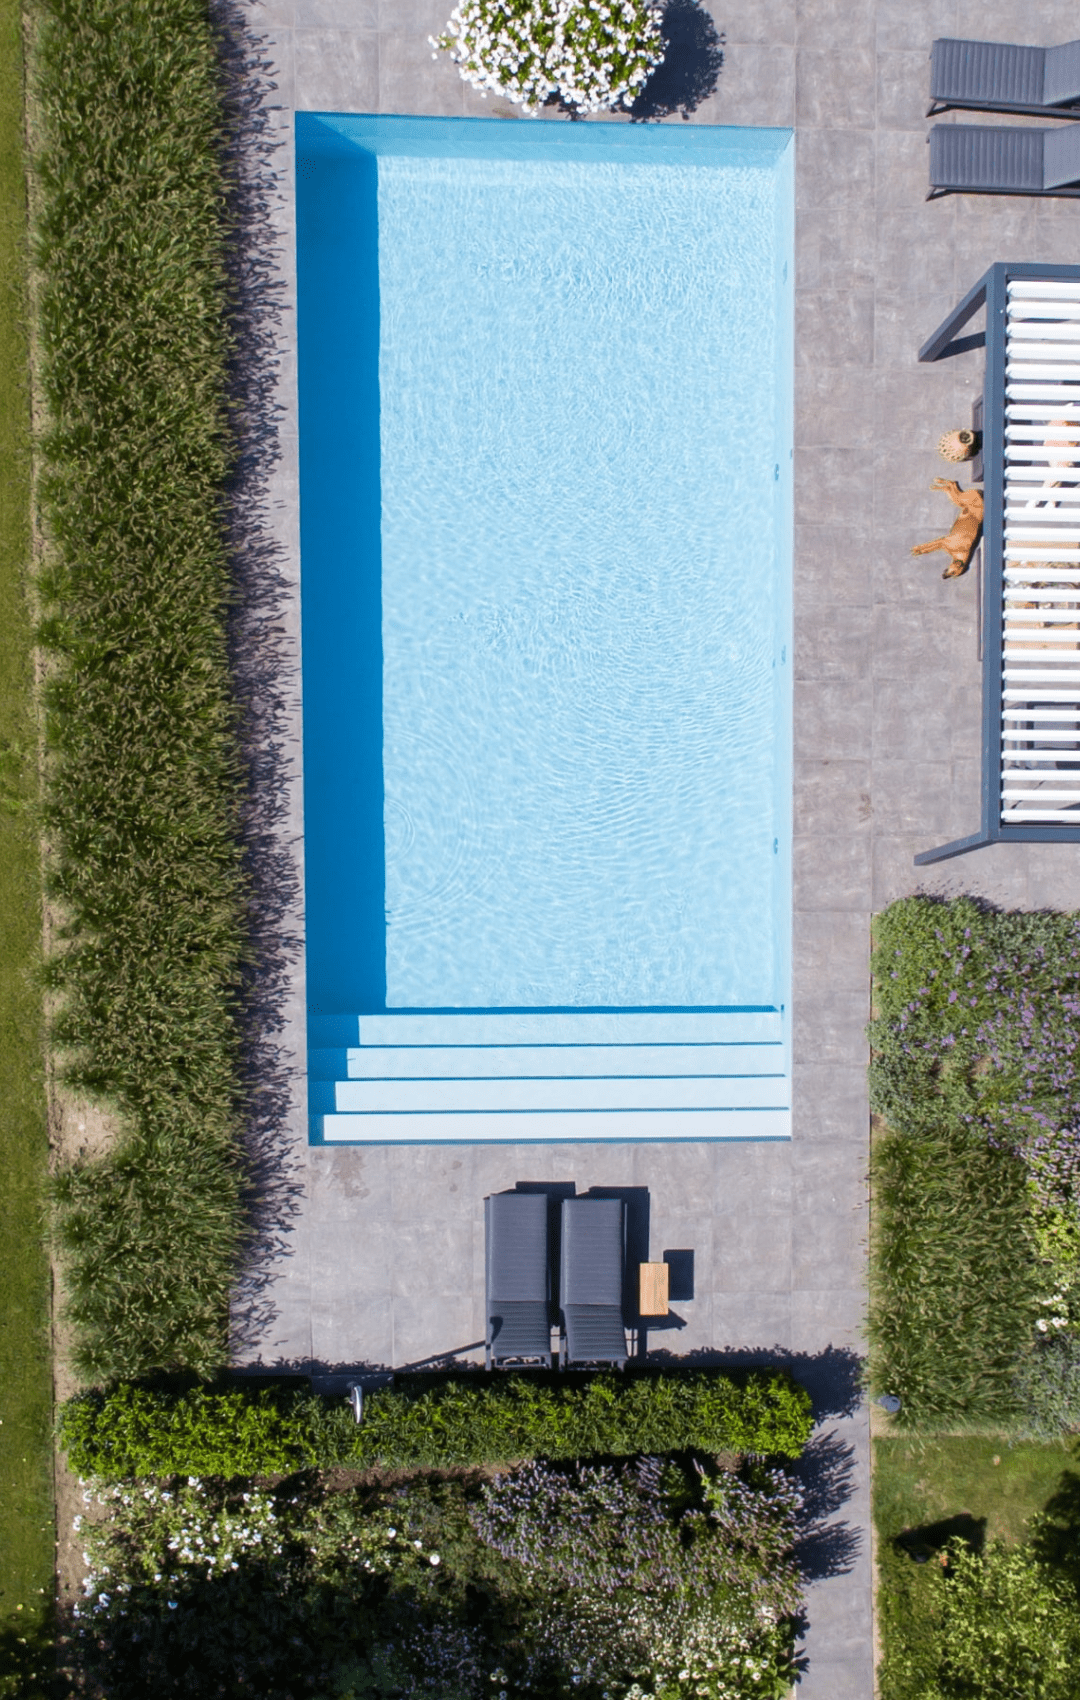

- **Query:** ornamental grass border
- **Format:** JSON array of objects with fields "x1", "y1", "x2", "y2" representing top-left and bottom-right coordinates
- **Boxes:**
[{"x1": 33, "y1": 0, "x2": 293, "y2": 1382}]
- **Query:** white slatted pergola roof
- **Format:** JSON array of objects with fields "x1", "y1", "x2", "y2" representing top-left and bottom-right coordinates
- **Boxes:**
[{"x1": 915, "y1": 264, "x2": 1080, "y2": 864}]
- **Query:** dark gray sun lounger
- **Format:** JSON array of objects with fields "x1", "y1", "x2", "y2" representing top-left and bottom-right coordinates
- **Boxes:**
[
  {"x1": 928, "y1": 123, "x2": 1080, "y2": 199},
  {"x1": 559, "y1": 1197, "x2": 628, "y2": 1369},
  {"x1": 929, "y1": 38, "x2": 1080, "y2": 118},
  {"x1": 485, "y1": 1191, "x2": 552, "y2": 1369}
]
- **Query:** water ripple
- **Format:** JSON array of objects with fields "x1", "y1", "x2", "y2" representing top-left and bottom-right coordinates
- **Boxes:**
[{"x1": 377, "y1": 148, "x2": 789, "y2": 1009}]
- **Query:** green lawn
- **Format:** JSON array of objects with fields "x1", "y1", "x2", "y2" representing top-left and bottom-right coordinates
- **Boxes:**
[
  {"x1": 874, "y1": 1434, "x2": 1079, "y2": 1700},
  {"x1": 0, "y1": 0, "x2": 54, "y2": 1692}
]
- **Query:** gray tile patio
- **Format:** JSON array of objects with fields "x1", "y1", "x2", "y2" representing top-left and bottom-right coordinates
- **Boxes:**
[{"x1": 234, "y1": 1, "x2": 1080, "y2": 1694}]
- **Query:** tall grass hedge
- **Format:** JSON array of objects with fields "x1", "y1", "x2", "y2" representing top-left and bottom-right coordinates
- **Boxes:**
[
  {"x1": 869, "y1": 1119, "x2": 1042, "y2": 1428},
  {"x1": 34, "y1": 0, "x2": 249, "y2": 1378},
  {"x1": 59, "y1": 1370, "x2": 815, "y2": 1479},
  {"x1": 869, "y1": 897, "x2": 1080, "y2": 1429}
]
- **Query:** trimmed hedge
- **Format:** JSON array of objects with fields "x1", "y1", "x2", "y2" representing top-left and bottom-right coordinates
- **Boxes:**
[{"x1": 59, "y1": 1370, "x2": 814, "y2": 1479}]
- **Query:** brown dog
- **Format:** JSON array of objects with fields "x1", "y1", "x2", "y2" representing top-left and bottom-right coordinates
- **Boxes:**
[{"x1": 911, "y1": 478, "x2": 984, "y2": 578}]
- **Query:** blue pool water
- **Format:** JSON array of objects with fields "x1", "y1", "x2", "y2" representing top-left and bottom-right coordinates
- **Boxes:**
[{"x1": 296, "y1": 114, "x2": 792, "y2": 1022}]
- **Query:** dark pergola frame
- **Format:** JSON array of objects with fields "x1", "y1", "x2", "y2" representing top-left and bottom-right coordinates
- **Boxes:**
[{"x1": 913, "y1": 261, "x2": 1080, "y2": 866}]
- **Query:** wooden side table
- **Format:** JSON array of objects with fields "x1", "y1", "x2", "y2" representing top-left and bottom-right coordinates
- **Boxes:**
[{"x1": 638, "y1": 1260, "x2": 670, "y2": 1317}]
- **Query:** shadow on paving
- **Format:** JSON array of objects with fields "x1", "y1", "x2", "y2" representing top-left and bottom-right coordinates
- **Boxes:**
[
  {"x1": 647, "y1": 1342, "x2": 864, "y2": 1420},
  {"x1": 632, "y1": 0, "x2": 724, "y2": 120},
  {"x1": 212, "y1": 0, "x2": 308, "y2": 1364}
]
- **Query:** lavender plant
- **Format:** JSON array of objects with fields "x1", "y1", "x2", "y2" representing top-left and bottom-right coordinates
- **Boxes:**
[
  {"x1": 869, "y1": 899, "x2": 1080, "y2": 1152},
  {"x1": 471, "y1": 1456, "x2": 804, "y2": 1698}
]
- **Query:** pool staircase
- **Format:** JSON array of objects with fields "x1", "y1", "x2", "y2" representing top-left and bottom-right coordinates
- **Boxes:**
[{"x1": 308, "y1": 1010, "x2": 790, "y2": 1142}]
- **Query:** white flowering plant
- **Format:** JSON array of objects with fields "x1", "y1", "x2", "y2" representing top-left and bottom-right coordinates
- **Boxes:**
[
  {"x1": 432, "y1": 0, "x2": 666, "y2": 115},
  {"x1": 75, "y1": 1478, "x2": 287, "y2": 1620}
]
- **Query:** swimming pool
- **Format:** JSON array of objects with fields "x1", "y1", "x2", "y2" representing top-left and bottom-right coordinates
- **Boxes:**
[{"x1": 297, "y1": 113, "x2": 793, "y2": 1141}]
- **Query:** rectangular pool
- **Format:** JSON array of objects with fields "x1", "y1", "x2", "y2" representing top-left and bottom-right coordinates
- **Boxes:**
[{"x1": 297, "y1": 113, "x2": 793, "y2": 1142}]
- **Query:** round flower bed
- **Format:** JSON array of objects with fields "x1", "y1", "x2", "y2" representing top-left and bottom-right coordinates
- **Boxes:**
[{"x1": 432, "y1": 0, "x2": 666, "y2": 115}]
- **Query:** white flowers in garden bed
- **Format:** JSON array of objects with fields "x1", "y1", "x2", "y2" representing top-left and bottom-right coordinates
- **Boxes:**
[{"x1": 432, "y1": 0, "x2": 666, "y2": 115}]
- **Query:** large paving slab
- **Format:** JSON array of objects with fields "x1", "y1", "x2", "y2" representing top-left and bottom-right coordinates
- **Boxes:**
[{"x1": 234, "y1": 3, "x2": 1080, "y2": 1696}]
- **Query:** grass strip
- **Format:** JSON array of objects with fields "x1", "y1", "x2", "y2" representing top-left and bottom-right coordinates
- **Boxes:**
[
  {"x1": 33, "y1": 0, "x2": 249, "y2": 1380},
  {"x1": 0, "y1": 0, "x2": 53, "y2": 1687},
  {"x1": 873, "y1": 1434, "x2": 1076, "y2": 1700}
]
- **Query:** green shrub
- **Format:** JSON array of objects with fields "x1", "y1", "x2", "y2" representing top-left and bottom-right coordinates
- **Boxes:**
[
  {"x1": 59, "y1": 1383, "x2": 312, "y2": 1480},
  {"x1": 59, "y1": 1370, "x2": 814, "y2": 1480},
  {"x1": 921, "y1": 1541, "x2": 1080, "y2": 1700},
  {"x1": 877, "y1": 1538, "x2": 1080, "y2": 1700},
  {"x1": 34, "y1": 0, "x2": 249, "y2": 1377},
  {"x1": 872, "y1": 1436, "x2": 1080, "y2": 1700}
]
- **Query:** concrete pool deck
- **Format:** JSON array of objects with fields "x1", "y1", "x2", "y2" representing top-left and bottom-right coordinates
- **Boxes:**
[{"x1": 237, "y1": 2, "x2": 1080, "y2": 1695}]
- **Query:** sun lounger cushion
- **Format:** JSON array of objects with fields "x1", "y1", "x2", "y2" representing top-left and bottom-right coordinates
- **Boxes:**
[
  {"x1": 485, "y1": 1192, "x2": 551, "y2": 1366},
  {"x1": 559, "y1": 1198, "x2": 627, "y2": 1367},
  {"x1": 487, "y1": 1300, "x2": 551, "y2": 1362},
  {"x1": 486, "y1": 1191, "x2": 549, "y2": 1302},
  {"x1": 1044, "y1": 123, "x2": 1080, "y2": 188},
  {"x1": 930, "y1": 124, "x2": 1044, "y2": 193},
  {"x1": 560, "y1": 1198, "x2": 624, "y2": 1307},
  {"x1": 927, "y1": 124, "x2": 1080, "y2": 195},
  {"x1": 562, "y1": 1305, "x2": 628, "y2": 1367},
  {"x1": 931, "y1": 38, "x2": 1047, "y2": 110},
  {"x1": 1043, "y1": 41, "x2": 1080, "y2": 108}
]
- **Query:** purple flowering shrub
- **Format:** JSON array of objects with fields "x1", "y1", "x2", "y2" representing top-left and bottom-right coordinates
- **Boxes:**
[
  {"x1": 870, "y1": 899, "x2": 1080, "y2": 1138},
  {"x1": 469, "y1": 1456, "x2": 804, "y2": 1697}
]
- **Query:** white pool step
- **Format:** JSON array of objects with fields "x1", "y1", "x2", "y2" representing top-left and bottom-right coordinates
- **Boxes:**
[
  {"x1": 345, "y1": 1010, "x2": 782, "y2": 1047},
  {"x1": 332, "y1": 1074, "x2": 787, "y2": 1114},
  {"x1": 308, "y1": 1008, "x2": 790, "y2": 1142},
  {"x1": 311, "y1": 1042, "x2": 782, "y2": 1081},
  {"x1": 320, "y1": 1108, "x2": 791, "y2": 1142}
]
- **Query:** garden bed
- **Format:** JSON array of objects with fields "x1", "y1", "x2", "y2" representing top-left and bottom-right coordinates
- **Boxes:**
[
  {"x1": 57, "y1": 1370, "x2": 815, "y2": 1696},
  {"x1": 69, "y1": 1449, "x2": 807, "y2": 1700}
]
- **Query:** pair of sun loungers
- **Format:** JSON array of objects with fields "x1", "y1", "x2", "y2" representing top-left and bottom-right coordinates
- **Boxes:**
[
  {"x1": 484, "y1": 1191, "x2": 628, "y2": 1371},
  {"x1": 927, "y1": 37, "x2": 1080, "y2": 199}
]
